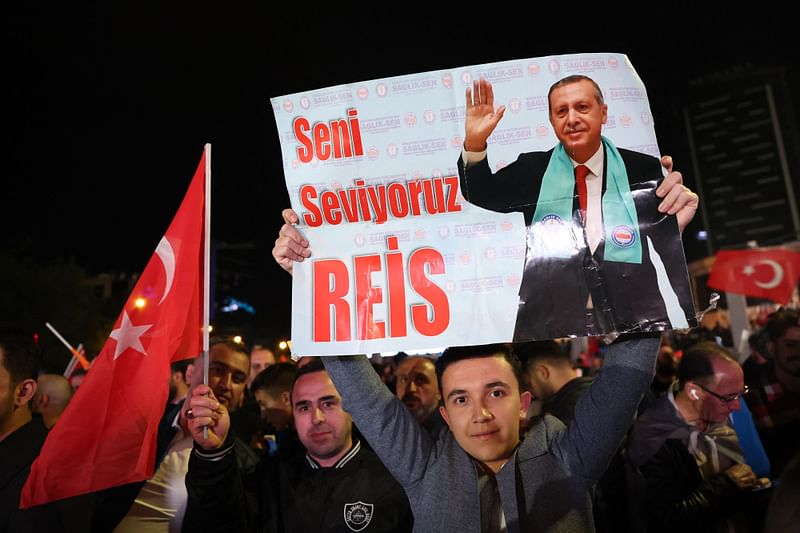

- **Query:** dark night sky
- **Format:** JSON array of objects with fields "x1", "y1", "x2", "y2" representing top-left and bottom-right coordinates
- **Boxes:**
[{"x1": 4, "y1": 5, "x2": 798, "y2": 341}]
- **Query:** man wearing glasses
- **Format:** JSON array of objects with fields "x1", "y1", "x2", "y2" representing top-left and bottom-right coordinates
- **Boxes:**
[{"x1": 626, "y1": 341, "x2": 769, "y2": 533}]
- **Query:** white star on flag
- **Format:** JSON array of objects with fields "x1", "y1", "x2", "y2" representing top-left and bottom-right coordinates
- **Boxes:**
[
  {"x1": 109, "y1": 311, "x2": 153, "y2": 360},
  {"x1": 742, "y1": 264, "x2": 755, "y2": 276}
]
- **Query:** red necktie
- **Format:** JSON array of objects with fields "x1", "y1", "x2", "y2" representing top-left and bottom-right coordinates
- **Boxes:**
[{"x1": 574, "y1": 164, "x2": 589, "y2": 226}]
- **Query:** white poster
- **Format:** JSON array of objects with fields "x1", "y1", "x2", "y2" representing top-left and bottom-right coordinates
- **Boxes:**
[{"x1": 271, "y1": 53, "x2": 695, "y2": 355}]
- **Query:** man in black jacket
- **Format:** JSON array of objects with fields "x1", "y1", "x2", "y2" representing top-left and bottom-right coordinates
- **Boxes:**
[
  {"x1": 0, "y1": 329, "x2": 63, "y2": 532},
  {"x1": 518, "y1": 340, "x2": 592, "y2": 424},
  {"x1": 184, "y1": 358, "x2": 413, "y2": 533}
]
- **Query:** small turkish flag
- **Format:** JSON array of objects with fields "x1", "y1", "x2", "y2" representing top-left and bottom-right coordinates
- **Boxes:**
[
  {"x1": 708, "y1": 248, "x2": 800, "y2": 304},
  {"x1": 21, "y1": 148, "x2": 207, "y2": 508}
]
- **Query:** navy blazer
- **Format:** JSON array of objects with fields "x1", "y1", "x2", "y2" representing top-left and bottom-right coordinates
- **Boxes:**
[{"x1": 458, "y1": 146, "x2": 697, "y2": 341}]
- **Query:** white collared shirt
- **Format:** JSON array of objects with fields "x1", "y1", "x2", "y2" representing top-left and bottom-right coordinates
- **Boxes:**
[
  {"x1": 574, "y1": 145, "x2": 604, "y2": 254},
  {"x1": 462, "y1": 145, "x2": 605, "y2": 253}
]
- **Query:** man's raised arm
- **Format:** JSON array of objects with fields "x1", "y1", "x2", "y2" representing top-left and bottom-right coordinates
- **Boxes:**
[
  {"x1": 321, "y1": 355, "x2": 436, "y2": 490},
  {"x1": 553, "y1": 334, "x2": 660, "y2": 481}
]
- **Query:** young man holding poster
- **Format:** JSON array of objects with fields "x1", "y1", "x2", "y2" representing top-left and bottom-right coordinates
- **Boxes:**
[
  {"x1": 319, "y1": 337, "x2": 659, "y2": 532},
  {"x1": 458, "y1": 75, "x2": 699, "y2": 342},
  {"x1": 271, "y1": 199, "x2": 695, "y2": 532}
]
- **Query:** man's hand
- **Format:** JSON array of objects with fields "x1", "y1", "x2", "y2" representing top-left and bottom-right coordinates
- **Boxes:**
[
  {"x1": 656, "y1": 155, "x2": 699, "y2": 234},
  {"x1": 723, "y1": 463, "x2": 758, "y2": 490},
  {"x1": 272, "y1": 208, "x2": 310, "y2": 275},
  {"x1": 464, "y1": 78, "x2": 505, "y2": 152},
  {"x1": 187, "y1": 384, "x2": 229, "y2": 450}
]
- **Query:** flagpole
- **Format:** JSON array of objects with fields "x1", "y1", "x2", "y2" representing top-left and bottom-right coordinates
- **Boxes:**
[
  {"x1": 63, "y1": 344, "x2": 83, "y2": 377},
  {"x1": 64, "y1": 355, "x2": 76, "y2": 377},
  {"x1": 45, "y1": 322, "x2": 90, "y2": 371},
  {"x1": 203, "y1": 143, "x2": 211, "y2": 440}
]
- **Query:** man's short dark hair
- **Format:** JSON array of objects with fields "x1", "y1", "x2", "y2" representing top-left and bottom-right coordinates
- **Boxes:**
[
  {"x1": 548, "y1": 74, "x2": 604, "y2": 114},
  {"x1": 210, "y1": 337, "x2": 250, "y2": 359},
  {"x1": 677, "y1": 341, "x2": 738, "y2": 388},
  {"x1": 514, "y1": 341, "x2": 569, "y2": 373},
  {"x1": 252, "y1": 362, "x2": 298, "y2": 396},
  {"x1": 295, "y1": 358, "x2": 325, "y2": 379},
  {"x1": 436, "y1": 344, "x2": 522, "y2": 390},
  {"x1": 748, "y1": 329, "x2": 771, "y2": 359},
  {"x1": 290, "y1": 358, "x2": 328, "y2": 405},
  {"x1": 0, "y1": 328, "x2": 40, "y2": 385},
  {"x1": 655, "y1": 346, "x2": 678, "y2": 379},
  {"x1": 170, "y1": 359, "x2": 193, "y2": 377},
  {"x1": 766, "y1": 308, "x2": 800, "y2": 343}
]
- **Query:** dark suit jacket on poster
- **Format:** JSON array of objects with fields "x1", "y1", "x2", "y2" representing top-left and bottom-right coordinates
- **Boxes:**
[{"x1": 457, "y1": 146, "x2": 697, "y2": 341}]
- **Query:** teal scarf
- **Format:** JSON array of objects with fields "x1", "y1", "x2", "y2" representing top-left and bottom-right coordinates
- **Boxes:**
[{"x1": 531, "y1": 137, "x2": 642, "y2": 264}]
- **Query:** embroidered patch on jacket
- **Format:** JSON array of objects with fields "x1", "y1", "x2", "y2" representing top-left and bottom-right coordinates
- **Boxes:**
[{"x1": 344, "y1": 501, "x2": 374, "y2": 532}]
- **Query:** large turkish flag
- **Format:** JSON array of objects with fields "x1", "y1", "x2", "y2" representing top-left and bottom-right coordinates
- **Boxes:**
[{"x1": 21, "y1": 150, "x2": 206, "y2": 508}]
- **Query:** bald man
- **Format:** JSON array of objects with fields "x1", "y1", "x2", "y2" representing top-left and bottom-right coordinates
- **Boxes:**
[{"x1": 32, "y1": 374, "x2": 72, "y2": 429}]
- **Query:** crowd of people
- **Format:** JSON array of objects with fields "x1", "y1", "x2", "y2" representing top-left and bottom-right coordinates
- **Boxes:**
[
  {"x1": 2, "y1": 72, "x2": 798, "y2": 532},
  {"x1": 3, "y1": 309, "x2": 799, "y2": 532}
]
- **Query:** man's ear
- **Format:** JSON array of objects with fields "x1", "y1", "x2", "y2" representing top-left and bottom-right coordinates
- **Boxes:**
[
  {"x1": 280, "y1": 390, "x2": 291, "y2": 407},
  {"x1": 35, "y1": 392, "x2": 49, "y2": 409},
  {"x1": 536, "y1": 363, "x2": 550, "y2": 381},
  {"x1": 519, "y1": 390, "x2": 532, "y2": 418},
  {"x1": 767, "y1": 341, "x2": 776, "y2": 358},
  {"x1": 16, "y1": 379, "x2": 37, "y2": 407},
  {"x1": 439, "y1": 405, "x2": 451, "y2": 429},
  {"x1": 184, "y1": 363, "x2": 195, "y2": 386},
  {"x1": 682, "y1": 381, "x2": 699, "y2": 400}
]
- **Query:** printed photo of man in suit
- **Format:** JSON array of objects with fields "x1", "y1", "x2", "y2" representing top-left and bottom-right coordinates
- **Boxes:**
[{"x1": 457, "y1": 75, "x2": 699, "y2": 341}]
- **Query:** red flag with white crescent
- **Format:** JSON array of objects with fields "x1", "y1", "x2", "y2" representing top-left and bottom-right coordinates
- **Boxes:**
[
  {"x1": 21, "y1": 150, "x2": 207, "y2": 508},
  {"x1": 708, "y1": 248, "x2": 800, "y2": 304}
]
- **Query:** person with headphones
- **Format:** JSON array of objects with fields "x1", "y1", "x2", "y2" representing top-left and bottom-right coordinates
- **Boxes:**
[{"x1": 626, "y1": 341, "x2": 770, "y2": 533}]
